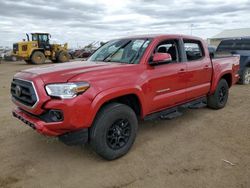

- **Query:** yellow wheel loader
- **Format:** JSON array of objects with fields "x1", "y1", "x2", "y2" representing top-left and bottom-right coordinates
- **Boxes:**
[{"x1": 13, "y1": 33, "x2": 70, "y2": 64}]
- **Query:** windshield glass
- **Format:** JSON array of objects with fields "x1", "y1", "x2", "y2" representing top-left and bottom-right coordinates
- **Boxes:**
[{"x1": 89, "y1": 39, "x2": 151, "y2": 64}]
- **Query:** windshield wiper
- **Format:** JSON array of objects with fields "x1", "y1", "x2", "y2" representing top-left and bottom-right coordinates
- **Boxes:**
[{"x1": 102, "y1": 40, "x2": 132, "y2": 62}]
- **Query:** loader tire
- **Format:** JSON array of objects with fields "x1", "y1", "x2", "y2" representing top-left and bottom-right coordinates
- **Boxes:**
[
  {"x1": 31, "y1": 51, "x2": 45, "y2": 64},
  {"x1": 57, "y1": 51, "x2": 70, "y2": 63}
]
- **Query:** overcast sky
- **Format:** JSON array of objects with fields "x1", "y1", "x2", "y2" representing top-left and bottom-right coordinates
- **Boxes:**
[{"x1": 0, "y1": 0, "x2": 250, "y2": 48}]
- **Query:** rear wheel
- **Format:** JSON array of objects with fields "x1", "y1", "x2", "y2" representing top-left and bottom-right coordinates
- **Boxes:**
[
  {"x1": 57, "y1": 51, "x2": 70, "y2": 63},
  {"x1": 31, "y1": 51, "x2": 45, "y2": 64},
  {"x1": 240, "y1": 67, "x2": 250, "y2": 85},
  {"x1": 90, "y1": 103, "x2": 138, "y2": 160},
  {"x1": 207, "y1": 79, "x2": 229, "y2": 109}
]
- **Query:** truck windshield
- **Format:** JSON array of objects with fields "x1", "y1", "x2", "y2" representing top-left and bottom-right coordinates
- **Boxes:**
[
  {"x1": 217, "y1": 39, "x2": 250, "y2": 52},
  {"x1": 89, "y1": 39, "x2": 151, "y2": 64}
]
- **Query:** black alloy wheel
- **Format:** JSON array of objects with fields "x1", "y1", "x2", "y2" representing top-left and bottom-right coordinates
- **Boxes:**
[
  {"x1": 106, "y1": 119, "x2": 131, "y2": 150},
  {"x1": 218, "y1": 86, "x2": 227, "y2": 104}
]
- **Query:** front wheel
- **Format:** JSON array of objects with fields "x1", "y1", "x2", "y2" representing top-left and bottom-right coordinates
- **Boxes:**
[
  {"x1": 207, "y1": 79, "x2": 229, "y2": 109},
  {"x1": 90, "y1": 103, "x2": 138, "y2": 160},
  {"x1": 31, "y1": 51, "x2": 45, "y2": 64}
]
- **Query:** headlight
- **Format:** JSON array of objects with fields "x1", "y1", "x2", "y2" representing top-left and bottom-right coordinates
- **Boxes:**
[{"x1": 45, "y1": 82, "x2": 90, "y2": 99}]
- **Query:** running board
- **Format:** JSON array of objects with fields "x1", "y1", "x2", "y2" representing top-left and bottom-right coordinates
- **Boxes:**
[
  {"x1": 187, "y1": 98, "x2": 207, "y2": 109},
  {"x1": 144, "y1": 97, "x2": 207, "y2": 121},
  {"x1": 160, "y1": 109, "x2": 183, "y2": 120}
]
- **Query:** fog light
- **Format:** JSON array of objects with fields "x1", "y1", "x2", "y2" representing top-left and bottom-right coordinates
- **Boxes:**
[{"x1": 49, "y1": 110, "x2": 63, "y2": 122}]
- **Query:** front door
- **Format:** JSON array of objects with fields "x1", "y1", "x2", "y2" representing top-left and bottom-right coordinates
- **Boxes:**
[{"x1": 146, "y1": 39, "x2": 188, "y2": 113}]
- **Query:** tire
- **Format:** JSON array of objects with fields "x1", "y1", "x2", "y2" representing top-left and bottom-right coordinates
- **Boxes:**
[
  {"x1": 31, "y1": 51, "x2": 45, "y2": 64},
  {"x1": 90, "y1": 103, "x2": 138, "y2": 160},
  {"x1": 239, "y1": 67, "x2": 250, "y2": 85},
  {"x1": 207, "y1": 79, "x2": 229, "y2": 109},
  {"x1": 57, "y1": 51, "x2": 70, "y2": 63}
]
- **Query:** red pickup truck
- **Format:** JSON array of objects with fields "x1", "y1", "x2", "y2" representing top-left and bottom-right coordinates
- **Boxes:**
[{"x1": 11, "y1": 34, "x2": 239, "y2": 160}]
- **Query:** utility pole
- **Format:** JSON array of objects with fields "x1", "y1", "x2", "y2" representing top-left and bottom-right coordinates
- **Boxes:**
[{"x1": 190, "y1": 24, "x2": 194, "y2": 35}]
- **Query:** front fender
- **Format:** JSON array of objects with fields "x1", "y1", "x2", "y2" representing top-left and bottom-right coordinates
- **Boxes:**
[{"x1": 88, "y1": 86, "x2": 146, "y2": 124}]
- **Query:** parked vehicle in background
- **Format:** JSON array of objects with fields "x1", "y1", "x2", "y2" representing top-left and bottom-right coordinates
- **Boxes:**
[
  {"x1": 3, "y1": 50, "x2": 18, "y2": 61},
  {"x1": 71, "y1": 43, "x2": 99, "y2": 59},
  {"x1": 11, "y1": 34, "x2": 239, "y2": 160},
  {"x1": 0, "y1": 48, "x2": 21, "y2": 62},
  {"x1": 208, "y1": 45, "x2": 216, "y2": 58},
  {"x1": 72, "y1": 49, "x2": 93, "y2": 59},
  {"x1": 0, "y1": 49, "x2": 3, "y2": 62},
  {"x1": 67, "y1": 49, "x2": 75, "y2": 59},
  {"x1": 216, "y1": 38, "x2": 250, "y2": 84},
  {"x1": 13, "y1": 33, "x2": 70, "y2": 64}
]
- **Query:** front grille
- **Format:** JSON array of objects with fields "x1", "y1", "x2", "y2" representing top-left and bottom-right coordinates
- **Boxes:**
[
  {"x1": 11, "y1": 79, "x2": 38, "y2": 108},
  {"x1": 13, "y1": 43, "x2": 18, "y2": 53}
]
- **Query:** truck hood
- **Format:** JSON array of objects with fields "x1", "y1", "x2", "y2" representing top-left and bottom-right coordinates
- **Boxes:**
[{"x1": 21, "y1": 61, "x2": 135, "y2": 83}]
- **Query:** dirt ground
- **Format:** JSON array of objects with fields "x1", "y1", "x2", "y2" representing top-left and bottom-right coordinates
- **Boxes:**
[{"x1": 0, "y1": 60, "x2": 249, "y2": 188}]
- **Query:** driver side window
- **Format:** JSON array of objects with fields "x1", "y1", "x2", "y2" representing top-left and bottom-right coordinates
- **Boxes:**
[{"x1": 154, "y1": 40, "x2": 180, "y2": 64}]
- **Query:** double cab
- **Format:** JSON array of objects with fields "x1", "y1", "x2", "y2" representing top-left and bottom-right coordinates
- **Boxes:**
[{"x1": 11, "y1": 34, "x2": 240, "y2": 160}]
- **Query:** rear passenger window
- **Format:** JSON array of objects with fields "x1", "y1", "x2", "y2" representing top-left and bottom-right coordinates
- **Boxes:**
[{"x1": 184, "y1": 40, "x2": 204, "y2": 61}]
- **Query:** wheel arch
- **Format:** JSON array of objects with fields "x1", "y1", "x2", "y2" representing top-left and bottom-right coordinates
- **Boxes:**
[
  {"x1": 210, "y1": 71, "x2": 233, "y2": 94},
  {"x1": 221, "y1": 73, "x2": 232, "y2": 88},
  {"x1": 89, "y1": 88, "x2": 146, "y2": 125}
]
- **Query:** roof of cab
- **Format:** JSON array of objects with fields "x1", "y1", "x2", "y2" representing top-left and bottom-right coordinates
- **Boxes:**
[
  {"x1": 120, "y1": 34, "x2": 203, "y2": 41},
  {"x1": 31, "y1": 33, "x2": 49, "y2": 35}
]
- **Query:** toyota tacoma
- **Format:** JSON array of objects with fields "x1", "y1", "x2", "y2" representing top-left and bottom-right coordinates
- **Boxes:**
[{"x1": 11, "y1": 34, "x2": 240, "y2": 160}]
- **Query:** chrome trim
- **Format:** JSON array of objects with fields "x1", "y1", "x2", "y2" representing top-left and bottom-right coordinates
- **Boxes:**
[
  {"x1": 11, "y1": 78, "x2": 39, "y2": 109},
  {"x1": 156, "y1": 88, "x2": 170, "y2": 93}
]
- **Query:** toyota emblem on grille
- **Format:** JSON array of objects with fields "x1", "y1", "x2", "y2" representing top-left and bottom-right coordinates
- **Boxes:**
[{"x1": 15, "y1": 85, "x2": 22, "y2": 97}]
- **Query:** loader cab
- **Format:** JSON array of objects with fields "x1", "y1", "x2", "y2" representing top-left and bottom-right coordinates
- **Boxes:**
[{"x1": 31, "y1": 33, "x2": 51, "y2": 50}]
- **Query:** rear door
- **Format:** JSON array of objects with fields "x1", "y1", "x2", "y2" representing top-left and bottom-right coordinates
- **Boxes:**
[
  {"x1": 182, "y1": 39, "x2": 212, "y2": 100},
  {"x1": 146, "y1": 38, "x2": 188, "y2": 113}
]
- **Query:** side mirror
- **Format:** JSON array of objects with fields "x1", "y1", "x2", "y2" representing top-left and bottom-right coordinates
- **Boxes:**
[{"x1": 150, "y1": 53, "x2": 172, "y2": 65}]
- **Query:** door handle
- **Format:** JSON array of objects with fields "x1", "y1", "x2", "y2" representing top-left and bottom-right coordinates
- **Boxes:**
[
  {"x1": 204, "y1": 65, "x2": 209, "y2": 69},
  {"x1": 178, "y1": 68, "x2": 185, "y2": 73}
]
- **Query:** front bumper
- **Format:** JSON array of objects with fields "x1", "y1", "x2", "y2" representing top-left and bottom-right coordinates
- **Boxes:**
[
  {"x1": 13, "y1": 108, "x2": 89, "y2": 144},
  {"x1": 13, "y1": 108, "x2": 61, "y2": 136},
  {"x1": 11, "y1": 72, "x2": 96, "y2": 138},
  {"x1": 12, "y1": 94, "x2": 94, "y2": 136}
]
